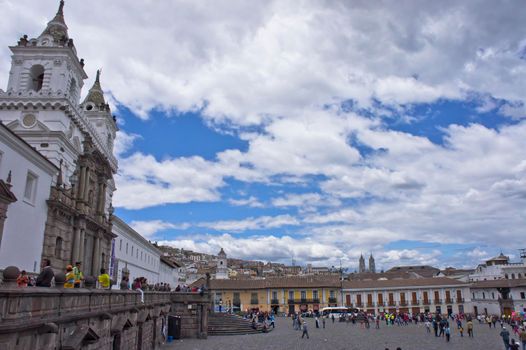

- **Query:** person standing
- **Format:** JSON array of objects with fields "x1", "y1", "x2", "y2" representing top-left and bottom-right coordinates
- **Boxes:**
[
  {"x1": 500, "y1": 326, "x2": 511, "y2": 350},
  {"x1": 467, "y1": 319, "x2": 474, "y2": 338},
  {"x1": 301, "y1": 321, "x2": 309, "y2": 339},
  {"x1": 64, "y1": 265, "x2": 75, "y2": 288},
  {"x1": 331, "y1": 314, "x2": 335, "y2": 323},
  {"x1": 17, "y1": 270, "x2": 29, "y2": 287},
  {"x1": 445, "y1": 325, "x2": 451, "y2": 342},
  {"x1": 97, "y1": 268, "x2": 111, "y2": 289},
  {"x1": 73, "y1": 262, "x2": 83, "y2": 288},
  {"x1": 315, "y1": 316, "x2": 320, "y2": 328},
  {"x1": 322, "y1": 316, "x2": 326, "y2": 329},
  {"x1": 519, "y1": 327, "x2": 526, "y2": 350},
  {"x1": 35, "y1": 259, "x2": 54, "y2": 287}
]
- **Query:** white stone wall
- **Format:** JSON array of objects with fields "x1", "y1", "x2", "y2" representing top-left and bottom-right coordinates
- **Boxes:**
[
  {"x1": 112, "y1": 217, "x2": 161, "y2": 288},
  {"x1": 0, "y1": 126, "x2": 56, "y2": 272}
]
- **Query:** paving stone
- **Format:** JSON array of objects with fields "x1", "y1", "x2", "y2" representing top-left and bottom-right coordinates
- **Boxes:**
[{"x1": 165, "y1": 317, "x2": 519, "y2": 350}]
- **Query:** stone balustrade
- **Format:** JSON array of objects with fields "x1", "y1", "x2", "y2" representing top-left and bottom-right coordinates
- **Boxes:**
[{"x1": 0, "y1": 266, "x2": 211, "y2": 350}]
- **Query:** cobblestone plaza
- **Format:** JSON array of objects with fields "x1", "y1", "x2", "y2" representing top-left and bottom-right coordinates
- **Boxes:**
[{"x1": 166, "y1": 318, "x2": 516, "y2": 350}]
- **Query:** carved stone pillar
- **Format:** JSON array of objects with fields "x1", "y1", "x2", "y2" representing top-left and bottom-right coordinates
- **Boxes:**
[
  {"x1": 83, "y1": 168, "x2": 90, "y2": 202},
  {"x1": 77, "y1": 166, "x2": 86, "y2": 200},
  {"x1": 72, "y1": 226, "x2": 81, "y2": 263},
  {"x1": 92, "y1": 234, "x2": 101, "y2": 274},
  {"x1": 78, "y1": 228, "x2": 85, "y2": 264}
]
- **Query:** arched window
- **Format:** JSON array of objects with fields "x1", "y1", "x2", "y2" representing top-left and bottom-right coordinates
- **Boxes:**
[
  {"x1": 55, "y1": 237, "x2": 63, "y2": 259},
  {"x1": 29, "y1": 65, "x2": 45, "y2": 91},
  {"x1": 511, "y1": 273, "x2": 515, "y2": 279}
]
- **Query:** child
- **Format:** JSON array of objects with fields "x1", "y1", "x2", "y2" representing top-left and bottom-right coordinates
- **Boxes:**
[{"x1": 459, "y1": 325, "x2": 464, "y2": 337}]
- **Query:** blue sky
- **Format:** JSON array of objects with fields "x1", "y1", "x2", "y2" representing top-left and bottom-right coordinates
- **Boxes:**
[{"x1": 1, "y1": 0, "x2": 526, "y2": 270}]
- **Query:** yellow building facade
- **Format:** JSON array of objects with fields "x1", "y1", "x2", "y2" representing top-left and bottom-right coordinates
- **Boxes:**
[{"x1": 206, "y1": 276, "x2": 341, "y2": 314}]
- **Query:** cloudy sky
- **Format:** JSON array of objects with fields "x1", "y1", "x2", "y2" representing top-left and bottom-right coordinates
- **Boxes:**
[{"x1": 1, "y1": 0, "x2": 525, "y2": 271}]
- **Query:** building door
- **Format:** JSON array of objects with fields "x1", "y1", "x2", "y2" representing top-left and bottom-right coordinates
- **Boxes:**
[
  {"x1": 434, "y1": 291, "x2": 440, "y2": 304},
  {"x1": 423, "y1": 291, "x2": 429, "y2": 304},
  {"x1": 388, "y1": 293, "x2": 394, "y2": 306},
  {"x1": 411, "y1": 292, "x2": 417, "y2": 305},
  {"x1": 456, "y1": 290, "x2": 463, "y2": 303},
  {"x1": 356, "y1": 294, "x2": 362, "y2": 307},
  {"x1": 378, "y1": 293, "x2": 383, "y2": 307},
  {"x1": 473, "y1": 306, "x2": 478, "y2": 315},
  {"x1": 346, "y1": 294, "x2": 351, "y2": 306},
  {"x1": 400, "y1": 292, "x2": 406, "y2": 306},
  {"x1": 367, "y1": 294, "x2": 373, "y2": 308},
  {"x1": 445, "y1": 290, "x2": 451, "y2": 303}
]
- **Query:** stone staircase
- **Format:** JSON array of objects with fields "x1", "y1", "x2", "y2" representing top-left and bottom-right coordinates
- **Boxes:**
[{"x1": 208, "y1": 313, "x2": 271, "y2": 336}]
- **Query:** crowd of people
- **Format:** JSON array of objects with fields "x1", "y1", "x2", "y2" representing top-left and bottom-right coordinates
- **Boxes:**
[{"x1": 286, "y1": 309, "x2": 526, "y2": 349}]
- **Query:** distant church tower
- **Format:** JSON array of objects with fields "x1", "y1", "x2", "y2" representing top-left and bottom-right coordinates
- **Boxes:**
[
  {"x1": 358, "y1": 254, "x2": 366, "y2": 273},
  {"x1": 215, "y1": 248, "x2": 228, "y2": 279},
  {"x1": 369, "y1": 253, "x2": 376, "y2": 273}
]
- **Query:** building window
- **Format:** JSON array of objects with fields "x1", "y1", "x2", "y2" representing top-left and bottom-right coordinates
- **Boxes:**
[
  {"x1": 301, "y1": 291, "x2": 307, "y2": 300},
  {"x1": 272, "y1": 291, "x2": 278, "y2": 300},
  {"x1": 131, "y1": 246, "x2": 134, "y2": 256},
  {"x1": 288, "y1": 290, "x2": 294, "y2": 301},
  {"x1": 313, "y1": 290, "x2": 319, "y2": 300},
  {"x1": 29, "y1": 65, "x2": 45, "y2": 91},
  {"x1": 23, "y1": 171, "x2": 38, "y2": 203},
  {"x1": 521, "y1": 292, "x2": 525, "y2": 300},
  {"x1": 492, "y1": 292, "x2": 495, "y2": 299},
  {"x1": 482, "y1": 292, "x2": 485, "y2": 299},
  {"x1": 126, "y1": 243, "x2": 128, "y2": 254},
  {"x1": 511, "y1": 273, "x2": 515, "y2": 279},
  {"x1": 119, "y1": 239, "x2": 122, "y2": 251},
  {"x1": 55, "y1": 237, "x2": 63, "y2": 259},
  {"x1": 505, "y1": 274, "x2": 509, "y2": 279},
  {"x1": 330, "y1": 290, "x2": 335, "y2": 298},
  {"x1": 250, "y1": 293, "x2": 258, "y2": 305}
]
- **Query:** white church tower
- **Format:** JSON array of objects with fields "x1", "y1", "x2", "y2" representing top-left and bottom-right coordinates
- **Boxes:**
[
  {"x1": 0, "y1": 0, "x2": 117, "y2": 183},
  {"x1": 215, "y1": 248, "x2": 229, "y2": 280},
  {"x1": 0, "y1": 0, "x2": 118, "y2": 275}
]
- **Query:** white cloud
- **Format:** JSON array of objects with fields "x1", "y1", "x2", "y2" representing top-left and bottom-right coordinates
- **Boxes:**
[
  {"x1": 200, "y1": 214, "x2": 299, "y2": 232},
  {"x1": 228, "y1": 196, "x2": 264, "y2": 208},
  {"x1": 130, "y1": 220, "x2": 188, "y2": 238}
]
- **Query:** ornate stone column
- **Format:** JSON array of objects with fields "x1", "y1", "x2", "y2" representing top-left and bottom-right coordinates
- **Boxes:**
[
  {"x1": 77, "y1": 166, "x2": 86, "y2": 200},
  {"x1": 78, "y1": 228, "x2": 85, "y2": 264},
  {"x1": 71, "y1": 226, "x2": 81, "y2": 263},
  {"x1": 92, "y1": 233, "x2": 101, "y2": 274}
]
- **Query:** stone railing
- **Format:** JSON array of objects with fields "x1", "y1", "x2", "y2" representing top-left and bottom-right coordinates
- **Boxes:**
[{"x1": 0, "y1": 266, "x2": 210, "y2": 350}]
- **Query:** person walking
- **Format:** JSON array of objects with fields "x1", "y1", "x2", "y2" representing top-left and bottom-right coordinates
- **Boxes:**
[
  {"x1": 35, "y1": 259, "x2": 54, "y2": 287},
  {"x1": 500, "y1": 326, "x2": 511, "y2": 350},
  {"x1": 322, "y1": 316, "x2": 326, "y2": 329},
  {"x1": 331, "y1": 314, "x2": 335, "y2": 323},
  {"x1": 301, "y1": 321, "x2": 309, "y2": 339},
  {"x1": 425, "y1": 319, "x2": 431, "y2": 333},
  {"x1": 519, "y1": 327, "x2": 526, "y2": 350},
  {"x1": 467, "y1": 319, "x2": 474, "y2": 337},
  {"x1": 315, "y1": 316, "x2": 320, "y2": 328},
  {"x1": 445, "y1": 325, "x2": 451, "y2": 342}
]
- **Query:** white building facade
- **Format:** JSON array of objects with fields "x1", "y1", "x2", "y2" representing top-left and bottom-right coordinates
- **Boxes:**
[
  {"x1": 112, "y1": 217, "x2": 161, "y2": 288},
  {"x1": 470, "y1": 279, "x2": 526, "y2": 316},
  {"x1": 0, "y1": 123, "x2": 57, "y2": 273},
  {"x1": 342, "y1": 277, "x2": 472, "y2": 316},
  {"x1": 0, "y1": 1, "x2": 118, "y2": 275},
  {"x1": 469, "y1": 252, "x2": 526, "y2": 282}
]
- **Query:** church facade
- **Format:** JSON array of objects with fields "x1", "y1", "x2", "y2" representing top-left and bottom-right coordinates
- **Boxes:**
[{"x1": 0, "y1": 1, "x2": 118, "y2": 275}]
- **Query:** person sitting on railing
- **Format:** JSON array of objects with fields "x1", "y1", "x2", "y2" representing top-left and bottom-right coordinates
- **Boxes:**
[{"x1": 16, "y1": 270, "x2": 29, "y2": 288}]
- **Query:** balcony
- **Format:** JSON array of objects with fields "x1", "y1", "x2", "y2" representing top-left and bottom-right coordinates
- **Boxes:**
[
  {"x1": 411, "y1": 300, "x2": 420, "y2": 305},
  {"x1": 445, "y1": 299, "x2": 453, "y2": 304},
  {"x1": 456, "y1": 298, "x2": 465, "y2": 303},
  {"x1": 399, "y1": 301, "x2": 408, "y2": 306},
  {"x1": 377, "y1": 302, "x2": 385, "y2": 307},
  {"x1": 271, "y1": 299, "x2": 280, "y2": 305},
  {"x1": 288, "y1": 298, "x2": 320, "y2": 304},
  {"x1": 328, "y1": 297, "x2": 337, "y2": 304},
  {"x1": 434, "y1": 299, "x2": 442, "y2": 304},
  {"x1": 388, "y1": 301, "x2": 396, "y2": 306},
  {"x1": 366, "y1": 302, "x2": 375, "y2": 308},
  {"x1": 422, "y1": 300, "x2": 430, "y2": 305},
  {"x1": 355, "y1": 302, "x2": 363, "y2": 307}
]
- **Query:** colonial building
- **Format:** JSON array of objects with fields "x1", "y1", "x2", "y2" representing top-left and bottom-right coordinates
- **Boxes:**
[
  {"x1": 0, "y1": 1, "x2": 118, "y2": 275},
  {"x1": 0, "y1": 123, "x2": 58, "y2": 273},
  {"x1": 469, "y1": 251, "x2": 526, "y2": 282},
  {"x1": 111, "y1": 216, "x2": 162, "y2": 287},
  {"x1": 196, "y1": 276, "x2": 342, "y2": 314},
  {"x1": 470, "y1": 278, "x2": 526, "y2": 316},
  {"x1": 342, "y1": 277, "x2": 472, "y2": 316}
]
